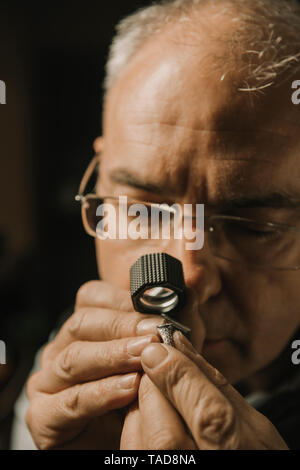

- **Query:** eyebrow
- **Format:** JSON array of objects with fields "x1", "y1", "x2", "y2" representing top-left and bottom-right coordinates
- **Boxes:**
[
  {"x1": 108, "y1": 169, "x2": 300, "y2": 209},
  {"x1": 220, "y1": 193, "x2": 300, "y2": 211},
  {"x1": 108, "y1": 168, "x2": 175, "y2": 196}
]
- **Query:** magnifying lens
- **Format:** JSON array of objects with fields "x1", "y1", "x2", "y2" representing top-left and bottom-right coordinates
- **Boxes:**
[
  {"x1": 136, "y1": 286, "x2": 180, "y2": 313},
  {"x1": 130, "y1": 253, "x2": 191, "y2": 344}
]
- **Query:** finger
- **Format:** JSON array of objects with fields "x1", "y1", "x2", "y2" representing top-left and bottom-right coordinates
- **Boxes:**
[
  {"x1": 141, "y1": 343, "x2": 239, "y2": 450},
  {"x1": 75, "y1": 280, "x2": 134, "y2": 312},
  {"x1": 53, "y1": 411, "x2": 124, "y2": 450},
  {"x1": 173, "y1": 331, "x2": 229, "y2": 388},
  {"x1": 173, "y1": 335, "x2": 289, "y2": 448},
  {"x1": 120, "y1": 401, "x2": 143, "y2": 449},
  {"x1": 138, "y1": 374, "x2": 196, "y2": 450},
  {"x1": 166, "y1": 333, "x2": 284, "y2": 450},
  {"x1": 42, "y1": 307, "x2": 163, "y2": 363},
  {"x1": 32, "y1": 336, "x2": 159, "y2": 394},
  {"x1": 26, "y1": 372, "x2": 140, "y2": 450},
  {"x1": 173, "y1": 331, "x2": 254, "y2": 415}
]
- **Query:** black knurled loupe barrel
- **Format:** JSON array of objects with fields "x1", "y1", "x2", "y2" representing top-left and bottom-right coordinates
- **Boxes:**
[{"x1": 130, "y1": 253, "x2": 191, "y2": 341}]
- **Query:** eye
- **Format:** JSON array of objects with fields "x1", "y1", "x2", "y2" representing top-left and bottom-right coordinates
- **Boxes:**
[
  {"x1": 245, "y1": 227, "x2": 278, "y2": 240},
  {"x1": 231, "y1": 221, "x2": 280, "y2": 242}
]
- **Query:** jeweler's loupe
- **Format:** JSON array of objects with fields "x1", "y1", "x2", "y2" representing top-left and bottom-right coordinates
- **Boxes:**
[
  {"x1": 130, "y1": 252, "x2": 186, "y2": 315},
  {"x1": 130, "y1": 253, "x2": 191, "y2": 342}
]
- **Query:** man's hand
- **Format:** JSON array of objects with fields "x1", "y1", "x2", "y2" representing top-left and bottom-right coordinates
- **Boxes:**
[
  {"x1": 25, "y1": 280, "x2": 162, "y2": 450},
  {"x1": 120, "y1": 332, "x2": 289, "y2": 450}
]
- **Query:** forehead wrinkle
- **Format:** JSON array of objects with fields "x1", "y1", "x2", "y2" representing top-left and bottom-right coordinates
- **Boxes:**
[
  {"x1": 116, "y1": 119, "x2": 283, "y2": 165},
  {"x1": 104, "y1": 20, "x2": 300, "y2": 204},
  {"x1": 124, "y1": 118, "x2": 294, "y2": 161},
  {"x1": 127, "y1": 119, "x2": 296, "y2": 140},
  {"x1": 105, "y1": 10, "x2": 300, "y2": 138}
]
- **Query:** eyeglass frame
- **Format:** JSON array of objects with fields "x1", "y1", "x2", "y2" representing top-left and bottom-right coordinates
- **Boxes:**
[{"x1": 75, "y1": 154, "x2": 300, "y2": 271}]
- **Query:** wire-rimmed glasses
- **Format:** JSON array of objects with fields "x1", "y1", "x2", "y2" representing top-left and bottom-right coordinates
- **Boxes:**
[{"x1": 75, "y1": 155, "x2": 300, "y2": 270}]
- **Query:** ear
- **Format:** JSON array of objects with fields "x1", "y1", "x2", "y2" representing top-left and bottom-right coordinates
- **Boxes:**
[{"x1": 93, "y1": 136, "x2": 104, "y2": 154}]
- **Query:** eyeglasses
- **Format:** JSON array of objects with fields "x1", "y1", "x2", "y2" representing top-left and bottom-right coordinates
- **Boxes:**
[{"x1": 75, "y1": 155, "x2": 300, "y2": 270}]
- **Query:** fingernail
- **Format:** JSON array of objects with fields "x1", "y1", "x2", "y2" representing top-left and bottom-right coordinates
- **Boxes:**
[
  {"x1": 136, "y1": 317, "x2": 164, "y2": 336},
  {"x1": 118, "y1": 372, "x2": 139, "y2": 389},
  {"x1": 127, "y1": 335, "x2": 158, "y2": 356},
  {"x1": 173, "y1": 330, "x2": 198, "y2": 355},
  {"x1": 141, "y1": 343, "x2": 169, "y2": 369}
]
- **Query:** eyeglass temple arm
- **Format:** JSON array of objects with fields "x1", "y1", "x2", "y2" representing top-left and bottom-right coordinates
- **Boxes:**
[{"x1": 75, "y1": 154, "x2": 100, "y2": 201}]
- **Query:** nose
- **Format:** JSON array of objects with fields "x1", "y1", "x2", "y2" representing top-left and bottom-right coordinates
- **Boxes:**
[{"x1": 167, "y1": 236, "x2": 222, "y2": 304}]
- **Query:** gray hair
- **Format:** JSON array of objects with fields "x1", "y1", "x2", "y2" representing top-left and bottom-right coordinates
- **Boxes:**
[{"x1": 103, "y1": 0, "x2": 300, "y2": 95}]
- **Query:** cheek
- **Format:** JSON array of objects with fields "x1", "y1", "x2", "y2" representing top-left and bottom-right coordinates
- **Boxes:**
[
  {"x1": 95, "y1": 239, "x2": 130, "y2": 289},
  {"x1": 230, "y1": 268, "x2": 300, "y2": 364},
  {"x1": 95, "y1": 239, "x2": 165, "y2": 290}
]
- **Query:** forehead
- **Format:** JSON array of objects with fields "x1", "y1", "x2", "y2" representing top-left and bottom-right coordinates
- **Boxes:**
[{"x1": 102, "y1": 26, "x2": 300, "y2": 202}]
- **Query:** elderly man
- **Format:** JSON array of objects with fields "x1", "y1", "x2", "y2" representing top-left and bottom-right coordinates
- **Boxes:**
[{"x1": 12, "y1": 0, "x2": 300, "y2": 450}]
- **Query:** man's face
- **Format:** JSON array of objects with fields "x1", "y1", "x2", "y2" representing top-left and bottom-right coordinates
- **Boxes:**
[{"x1": 94, "y1": 21, "x2": 300, "y2": 386}]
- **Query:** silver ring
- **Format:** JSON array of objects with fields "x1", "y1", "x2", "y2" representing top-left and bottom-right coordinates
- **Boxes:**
[{"x1": 157, "y1": 323, "x2": 176, "y2": 346}]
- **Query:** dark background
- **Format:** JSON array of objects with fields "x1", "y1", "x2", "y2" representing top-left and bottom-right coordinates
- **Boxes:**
[
  {"x1": 1, "y1": 0, "x2": 300, "y2": 452},
  {"x1": 0, "y1": 0, "x2": 151, "y2": 449}
]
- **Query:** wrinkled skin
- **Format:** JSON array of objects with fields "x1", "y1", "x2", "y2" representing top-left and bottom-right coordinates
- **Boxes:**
[{"x1": 26, "y1": 7, "x2": 300, "y2": 449}]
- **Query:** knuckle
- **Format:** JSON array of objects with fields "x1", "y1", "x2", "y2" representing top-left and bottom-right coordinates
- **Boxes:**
[
  {"x1": 109, "y1": 313, "x2": 138, "y2": 339},
  {"x1": 165, "y1": 357, "x2": 189, "y2": 392},
  {"x1": 56, "y1": 343, "x2": 81, "y2": 380},
  {"x1": 40, "y1": 342, "x2": 54, "y2": 366},
  {"x1": 61, "y1": 385, "x2": 82, "y2": 418},
  {"x1": 109, "y1": 313, "x2": 121, "y2": 339},
  {"x1": 75, "y1": 280, "x2": 99, "y2": 307},
  {"x1": 148, "y1": 428, "x2": 180, "y2": 450},
  {"x1": 26, "y1": 371, "x2": 40, "y2": 398},
  {"x1": 67, "y1": 309, "x2": 87, "y2": 339},
  {"x1": 195, "y1": 397, "x2": 238, "y2": 449}
]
